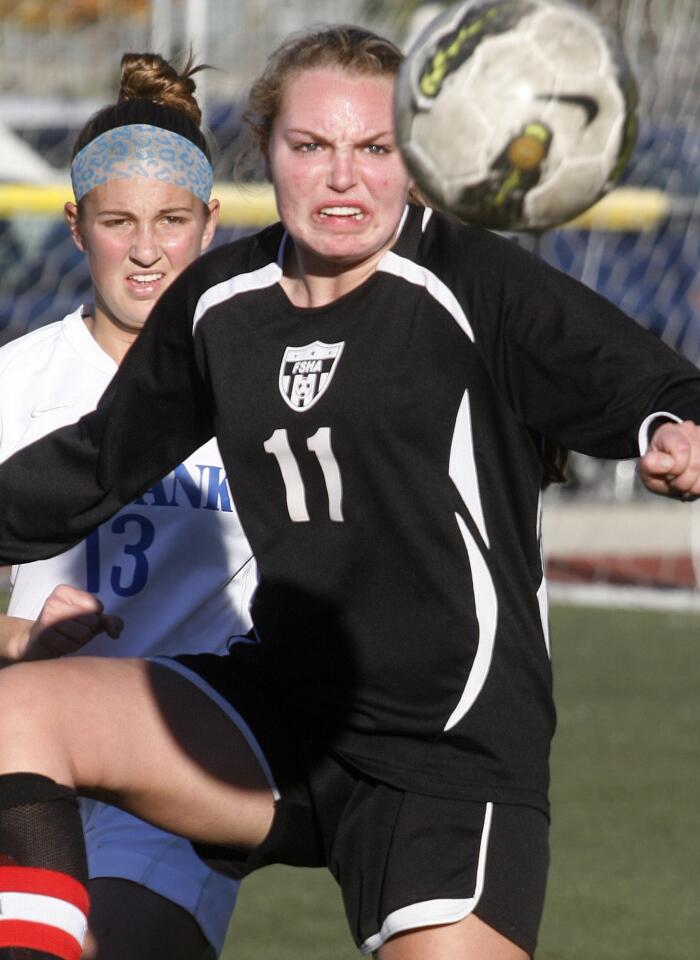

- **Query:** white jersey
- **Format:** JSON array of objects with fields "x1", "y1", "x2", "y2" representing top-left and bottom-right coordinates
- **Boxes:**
[{"x1": 0, "y1": 306, "x2": 257, "y2": 657}]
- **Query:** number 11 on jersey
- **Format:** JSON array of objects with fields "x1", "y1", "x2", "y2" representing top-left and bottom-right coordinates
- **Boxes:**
[{"x1": 264, "y1": 427, "x2": 344, "y2": 522}]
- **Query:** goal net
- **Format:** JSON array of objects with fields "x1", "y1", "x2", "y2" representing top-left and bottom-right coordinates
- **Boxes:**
[{"x1": 533, "y1": 0, "x2": 700, "y2": 605}]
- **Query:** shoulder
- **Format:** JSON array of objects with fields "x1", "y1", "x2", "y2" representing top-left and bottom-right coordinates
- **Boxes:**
[
  {"x1": 184, "y1": 223, "x2": 284, "y2": 285},
  {"x1": 389, "y1": 204, "x2": 533, "y2": 291},
  {"x1": 0, "y1": 310, "x2": 97, "y2": 453},
  {"x1": 419, "y1": 207, "x2": 534, "y2": 276},
  {"x1": 171, "y1": 224, "x2": 286, "y2": 333},
  {"x1": 157, "y1": 224, "x2": 285, "y2": 320},
  {"x1": 382, "y1": 206, "x2": 522, "y2": 333},
  {"x1": 0, "y1": 316, "x2": 68, "y2": 379},
  {"x1": 411, "y1": 206, "x2": 611, "y2": 324}
]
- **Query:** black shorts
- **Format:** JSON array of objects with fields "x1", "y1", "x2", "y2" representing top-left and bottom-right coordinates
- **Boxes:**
[{"x1": 163, "y1": 653, "x2": 549, "y2": 956}]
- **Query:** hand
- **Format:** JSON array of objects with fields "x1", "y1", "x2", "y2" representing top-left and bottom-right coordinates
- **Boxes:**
[
  {"x1": 638, "y1": 420, "x2": 700, "y2": 501},
  {"x1": 23, "y1": 583, "x2": 123, "y2": 661}
]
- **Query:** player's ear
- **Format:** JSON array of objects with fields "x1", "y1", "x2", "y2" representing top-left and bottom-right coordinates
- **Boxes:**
[
  {"x1": 64, "y1": 201, "x2": 86, "y2": 252},
  {"x1": 201, "y1": 199, "x2": 220, "y2": 252}
]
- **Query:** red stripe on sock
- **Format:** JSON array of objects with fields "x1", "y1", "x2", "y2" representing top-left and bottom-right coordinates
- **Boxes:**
[
  {"x1": 0, "y1": 919, "x2": 82, "y2": 960},
  {"x1": 0, "y1": 866, "x2": 88, "y2": 914}
]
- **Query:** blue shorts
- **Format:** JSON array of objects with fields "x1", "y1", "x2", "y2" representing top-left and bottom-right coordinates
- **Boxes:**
[{"x1": 81, "y1": 798, "x2": 239, "y2": 955}]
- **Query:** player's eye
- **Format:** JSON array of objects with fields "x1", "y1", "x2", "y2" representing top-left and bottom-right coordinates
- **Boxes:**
[
  {"x1": 296, "y1": 141, "x2": 321, "y2": 152},
  {"x1": 366, "y1": 143, "x2": 390, "y2": 155}
]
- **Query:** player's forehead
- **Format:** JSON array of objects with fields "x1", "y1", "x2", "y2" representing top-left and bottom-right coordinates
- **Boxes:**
[
  {"x1": 275, "y1": 66, "x2": 396, "y2": 140},
  {"x1": 81, "y1": 177, "x2": 201, "y2": 216}
]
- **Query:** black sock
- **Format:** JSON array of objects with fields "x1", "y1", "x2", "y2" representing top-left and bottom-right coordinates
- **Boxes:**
[{"x1": 0, "y1": 773, "x2": 89, "y2": 960}]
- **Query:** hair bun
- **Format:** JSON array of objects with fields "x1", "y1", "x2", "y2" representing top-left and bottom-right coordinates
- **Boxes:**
[{"x1": 118, "y1": 52, "x2": 205, "y2": 127}]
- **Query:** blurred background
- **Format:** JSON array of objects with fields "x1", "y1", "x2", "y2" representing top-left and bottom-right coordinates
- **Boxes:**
[
  {"x1": 0, "y1": 0, "x2": 699, "y2": 604},
  {"x1": 0, "y1": 6, "x2": 698, "y2": 958}
]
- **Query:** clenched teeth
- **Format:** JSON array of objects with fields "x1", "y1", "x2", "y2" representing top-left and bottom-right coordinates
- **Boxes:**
[
  {"x1": 130, "y1": 273, "x2": 163, "y2": 283},
  {"x1": 320, "y1": 206, "x2": 364, "y2": 219}
]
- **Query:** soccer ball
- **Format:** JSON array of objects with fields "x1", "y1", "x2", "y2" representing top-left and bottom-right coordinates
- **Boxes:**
[{"x1": 395, "y1": 0, "x2": 638, "y2": 231}]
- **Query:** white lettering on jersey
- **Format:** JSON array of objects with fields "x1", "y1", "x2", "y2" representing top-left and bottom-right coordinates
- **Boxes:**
[
  {"x1": 264, "y1": 427, "x2": 344, "y2": 522},
  {"x1": 279, "y1": 341, "x2": 344, "y2": 411}
]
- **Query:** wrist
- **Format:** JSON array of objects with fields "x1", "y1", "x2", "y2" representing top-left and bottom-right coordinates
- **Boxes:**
[
  {"x1": 0, "y1": 616, "x2": 34, "y2": 662},
  {"x1": 637, "y1": 411, "x2": 682, "y2": 455}
]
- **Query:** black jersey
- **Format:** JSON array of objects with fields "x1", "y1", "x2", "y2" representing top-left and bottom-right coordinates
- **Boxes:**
[{"x1": 2, "y1": 205, "x2": 700, "y2": 812}]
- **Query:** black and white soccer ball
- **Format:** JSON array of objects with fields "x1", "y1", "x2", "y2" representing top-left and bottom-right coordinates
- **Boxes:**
[{"x1": 395, "y1": 0, "x2": 638, "y2": 231}]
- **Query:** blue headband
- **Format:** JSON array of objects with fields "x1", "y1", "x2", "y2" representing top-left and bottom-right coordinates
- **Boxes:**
[{"x1": 71, "y1": 123, "x2": 213, "y2": 203}]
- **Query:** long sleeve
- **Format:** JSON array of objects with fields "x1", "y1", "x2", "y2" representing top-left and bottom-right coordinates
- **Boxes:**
[
  {"x1": 499, "y1": 259, "x2": 700, "y2": 458},
  {"x1": 438, "y1": 221, "x2": 700, "y2": 459},
  {"x1": 0, "y1": 267, "x2": 215, "y2": 564}
]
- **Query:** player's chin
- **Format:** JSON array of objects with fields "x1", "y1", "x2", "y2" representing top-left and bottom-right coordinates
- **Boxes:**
[
  {"x1": 310, "y1": 220, "x2": 374, "y2": 248},
  {"x1": 116, "y1": 313, "x2": 150, "y2": 335},
  {"x1": 323, "y1": 226, "x2": 395, "y2": 259}
]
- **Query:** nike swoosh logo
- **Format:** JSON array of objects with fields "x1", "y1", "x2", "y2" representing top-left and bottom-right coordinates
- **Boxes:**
[
  {"x1": 535, "y1": 93, "x2": 599, "y2": 126},
  {"x1": 30, "y1": 403, "x2": 74, "y2": 418}
]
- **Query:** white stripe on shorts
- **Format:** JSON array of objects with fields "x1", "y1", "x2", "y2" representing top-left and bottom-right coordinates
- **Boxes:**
[
  {"x1": 150, "y1": 656, "x2": 281, "y2": 800},
  {"x1": 360, "y1": 801, "x2": 494, "y2": 955},
  {"x1": 0, "y1": 890, "x2": 87, "y2": 944}
]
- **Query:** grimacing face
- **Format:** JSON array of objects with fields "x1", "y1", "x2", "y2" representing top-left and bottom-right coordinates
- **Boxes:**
[
  {"x1": 66, "y1": 177, "x2": 218, "y2": 339},
  {"x1": 266, "y1": 66, "x2": 413, "y2": 278}
]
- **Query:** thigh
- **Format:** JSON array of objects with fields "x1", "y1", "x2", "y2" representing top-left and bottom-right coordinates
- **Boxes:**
[
  {"x1": 87, "y1": 879, "x2": 214, "y2": 960},
  {"x1": 332, "y1": 790, "x2": 548, "y2": 958},
  {"x1": 0, "y1": 657, "x2": 274, "y2": 850},
  {"x1": 376, "y1": 913, "x2": 529, "y2": 960}
]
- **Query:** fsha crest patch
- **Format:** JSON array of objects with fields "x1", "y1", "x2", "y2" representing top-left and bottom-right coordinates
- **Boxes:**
[{"x1": 279, "y1": 341, "x2": 344, "y2": 411}]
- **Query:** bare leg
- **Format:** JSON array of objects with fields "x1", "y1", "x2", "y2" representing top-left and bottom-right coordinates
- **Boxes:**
[
  {"x1": 0, "y1": 657, "x2": 275, "y2": 849},
  {"x1": 85, "y1": 879, "x2": 214, "y2": 960},
  {"x1": 376, "y1": 914, "x2": 530, "y2": 960}
]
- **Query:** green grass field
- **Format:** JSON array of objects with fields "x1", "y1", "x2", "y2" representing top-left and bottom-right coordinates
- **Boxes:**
[
  {"x1": 2, "y1": 592, "x2": 697, "y2": 957},
  {"x1": 220, "y1": 604, "x2": 700, "y2": 960}
]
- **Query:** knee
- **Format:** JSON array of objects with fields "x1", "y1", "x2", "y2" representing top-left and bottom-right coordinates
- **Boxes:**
[{"x1": 0, "y1": 661, "x2": 87, "y2": 786}]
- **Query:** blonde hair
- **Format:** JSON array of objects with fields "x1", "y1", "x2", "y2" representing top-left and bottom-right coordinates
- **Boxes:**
[
  {"x1": 243, "y1": 25, "x2": 404, "y2": 158},
  {"x1": 237, "y1": 23, "x2": 425, "y2": 203}
]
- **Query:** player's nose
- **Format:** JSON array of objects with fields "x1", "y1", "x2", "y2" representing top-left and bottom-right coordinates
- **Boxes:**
[
  {"x1": 327, "y1": 149, "x2": 357, "y2": 191},
  {"x1": 130, "y1": 224, "x2": 161, "y2": 266}
]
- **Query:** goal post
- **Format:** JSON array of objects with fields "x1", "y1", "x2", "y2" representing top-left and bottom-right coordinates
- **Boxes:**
[
  {"x1": 0, "y1": 181, "x2": 677, "y2": 232},
  {"x1": 0, "y1": 181, "x2": 278, "y2": 228}
]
